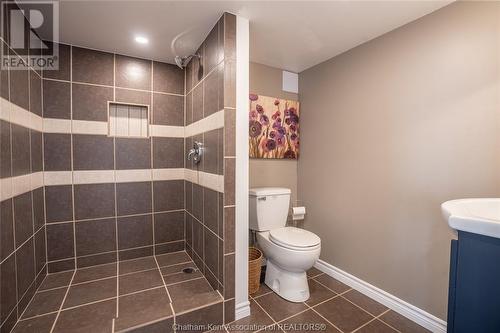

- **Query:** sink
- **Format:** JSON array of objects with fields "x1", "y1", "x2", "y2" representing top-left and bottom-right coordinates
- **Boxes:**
[{"x1": 442, "y1": 198, "x2": 500, "y2": 238}]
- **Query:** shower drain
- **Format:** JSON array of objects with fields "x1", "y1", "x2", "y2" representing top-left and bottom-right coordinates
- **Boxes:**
[{"x1": 182, "y1": 267, "x2": 196, "y2": 274}]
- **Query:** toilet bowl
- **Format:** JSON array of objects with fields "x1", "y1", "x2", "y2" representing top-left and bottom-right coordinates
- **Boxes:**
[
  {"x1": 257, "y1": 227, "x2": 320, "y2": 302},
  {"x1": 249, "y1": 187, "x2": 321, "y2": 302}
]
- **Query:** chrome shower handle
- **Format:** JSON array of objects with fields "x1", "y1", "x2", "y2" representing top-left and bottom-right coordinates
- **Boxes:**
[{"x1": 187, "y1": 141, "x2": 203, "y2": 164}]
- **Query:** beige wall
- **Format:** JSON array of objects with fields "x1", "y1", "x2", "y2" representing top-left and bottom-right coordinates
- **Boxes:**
[
  {"x1": 298, "y1": 2, "x2": 500, "y2": 319},
  {"x1": 249, "y1": 62, "x2": 300, "y2": 205}
]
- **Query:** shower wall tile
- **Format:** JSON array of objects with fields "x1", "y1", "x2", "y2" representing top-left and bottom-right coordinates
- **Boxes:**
[
  {"x1": 153, "y1": 180, "x2": 185, "y2": 212},
  {"x1": 223, "y1": 60, "x2": 236, "y2": 108},
  {"x1": 154, "y1": 210, "x2": 185, "y2": 244},
  {"x1": 11, "y1": 124, "x2": 30, "y2": 176},
  {"x1": 31, "y1": 130, "x2": 43, "y2": 172},
  {"x1": 185, "y1": 181, "x2": 193, "y2": 214},
  {"x1": 45, "y1": 185, "x2": 73, "y2": 223},
  {"x1": 116, "y1": 181, "x2": 152, "y2": 216},
  {"x1": 192, "y1": 83, "x2": 203, "y2": 123},
  {"x1": 9, "y1": 62, "x2": 29, "y2": 110},
  {"x1": 73, "y1": 134, "x2": 114, "y2": 170},
  {"x1": 192, "y1": 183, "x2": 203, "y2": 221},
  {"x1": 117, "y1": 214, "x2": 153, "y2": 250},
  {"x1": 115, "y1": 55, "x2": 151, "y2": 90},
  {"x1": 224, "y1": 108, "x2": 236, "y2": 156},
  {"x1": 43, "y1": 79, "x2": 71, "y2": 119},
  {"x1": 14, "y1": 192, "x2": 34, "y2": 247},
  {"x1": 224, "y1": 158, "x2": 235, "y2": 206},
  {"x1": 16, "y1": 238, "x2": 35, "y2": 297},
  {"x1": 34, "y1": 227, "x2": 47, "y2": 274},
  {"x1": 42, "y1": 44, "x2": 187, "y2": 271},
  {"x1": 224, "y1": 207, "x2": 235, "y2": 254},
  {"x1": 115, "y1": 138, "x2": 151, "y2": 170},
  {"x1": 75, "y1": 218, "x2": 116, "y2": 256},
  {"x1": 203, "y1": 188, "x2": 219, "y2": 235},
  {"x1": 152, "y1": 93, "x2": 184, "y2": 126},
  {"x1": 223, "y1": 13, "x2": 237, "y2": 61},
  {"x1": 30, "y1": 70, "x2": 42, "y2": 116},
  {"x1": 32, "y1": 187, "x2": 45, "y2": 230},
  {"x1": 0, "y1": 121, "x2": 12, "y2": 178},
  {"x1": 202, "y1": 129, "x2": 219, "y2": 174},
  {"x1": 46, "y1": 223, "x2": 75, "y2": 261},
  {"x1": 44, "y1": 133, "x2": 72, "y2": 171},
  {"x1": 203, "y1": 65, "x2": 221, "y2": 117},
  {"x1": 115, "y1": 88, "x2": 151, "y2": 107},
  {"x1": 72, "y1": 83, "x2": 113, "y2": 121},
  {"x1": 152, "y1": 137, "x2": 184, "y2": 169},
  {"x1": 153, "y1": 61, "x2": 184, "y2": 94},
  {"x1": 1, "y1": 255, "x2": 17, "y2": 324},
  {"x1": 43, "y1": 42, "x2": 71, "y2": 81},
  {"x1": 72, "y1": 47, "x2": 114, "y2": 85},
  {"x1": 185, "y1": 91, "x2": 193, "y2": 125},
  {"x1": 0, "y1": 199, "x2": 14, "y2": 261},
  {"x1": 74, "y1": 183, "x2": 115, "y2": 220},
  {"x1": 204, "y1": 23, "x2": 220, "y2": 74}
]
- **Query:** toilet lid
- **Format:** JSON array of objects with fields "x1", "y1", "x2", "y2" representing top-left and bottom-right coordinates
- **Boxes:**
[{"x1": 269, "y1": 227, "x2": 321, "y2": 249}]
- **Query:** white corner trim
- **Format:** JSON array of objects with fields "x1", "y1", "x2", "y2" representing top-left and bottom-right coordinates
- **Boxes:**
[
  {"x1": 235, "y1": 300, "x2": 251, "y2": 321},
  {"x1": 314, "y1": 259, "x2": 447, "y2": 333}
]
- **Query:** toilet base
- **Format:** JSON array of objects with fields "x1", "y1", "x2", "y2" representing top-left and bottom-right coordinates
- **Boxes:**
[{"x1": 264, "y1": 260, "x2": 310, "y2": 302}]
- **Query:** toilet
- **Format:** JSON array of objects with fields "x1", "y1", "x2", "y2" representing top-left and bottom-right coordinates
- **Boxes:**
[{"x1": 249, "y1": 187, "x2": 321, "y2": 302}]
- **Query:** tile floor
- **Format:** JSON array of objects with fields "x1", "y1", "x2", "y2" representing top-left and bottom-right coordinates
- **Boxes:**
[
  {"x1": 220, "y1": 267, "x2": 430, "y2": 333},
  {"x1": 10, "y1": 251, "x2": 223, "y2": 333}
]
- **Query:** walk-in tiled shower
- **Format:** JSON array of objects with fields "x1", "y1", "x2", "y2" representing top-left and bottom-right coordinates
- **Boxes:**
[{"x1": 0, "y1": 10, "x2": 236, "y2": 333}]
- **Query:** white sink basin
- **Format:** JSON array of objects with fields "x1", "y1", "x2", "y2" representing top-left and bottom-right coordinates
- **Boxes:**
[{"x1": 442, "y1": 199, "x2": 500, "y2": 238}]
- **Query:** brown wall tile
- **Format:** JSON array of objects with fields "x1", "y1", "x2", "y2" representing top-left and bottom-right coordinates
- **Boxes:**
[
  {"x1": 224, "y1": 207, "x2": 235, "y2": 254},
  {"x1": 153, "y1": 180, "x2": 184, "y2": 212},
  {"x1": 192, "y1": 83, "x2": 203, "y2": 123},
  {"x1": 154, "y1": 211, "x2": 184, "y2": 244},
  {"x1": 0, "y1": 199, "x2": 14, "y2": 261},
  {"x1": 224, "y1": 158, "x2": 235, "y2": 205},
  {"x1": 13, "y1": 192, "x2": 33, "y2": 247},
  {"x1": 74, "y1": 183, "x2": 115, "y2": 220},
  {"x1": 203, "y1": 188, "x2": 218, "y2": 235},
  {"x1": 117, "y1": 214, "x2": 153, "y2": 250},
  {"x1": 0, "y1": 121, "x2": 11, "y2": 178},
  {"x1": 116, "y1": 181, "x2": 152, "y2": 216},
  {"x1": 75, "y1": 218, "x2": 116, "y2": 256},
  {"x1": 73, "y1": 134, "x2": 114, "y2": 170},
  {"x1": 34, "y1": 227, "x2": 47, "y2": 274},
  {"x1": 152, "y1": 137, "x2": 184, "y2": 169},
  {"x1": 185, "y1": 91, "x2": 193, "y2": 125},
  {"x1": 16, "y1": 238, "x2": 35, "y2": 297},
  {"x1": 203, "y1": 65, "x2": 221, "y2": 117},
  {"x1": 31, "y1": 130, "x2": 43, "y2": 172},
  {"x1": 43, "y1": 42, "x2": 70, "y2": 81},
  {"x1": 48, "y1": 258, "x2": 75, "y2": 273},
  {"x1": 153, "y1": 61, "x2": 184, "y2": 94},
  {"x1": 115, "y1": 138, "x2": 151, "y2": 170},
  {"x1": 115, "y1": 88, "x2": 151, "y2": 107},
  {"x1": 11, "y1": 124, "x2": 30, "y2": 176},
  {"x1": 30, "y1": 70, "x2": 42, "y2": 116},
  {"x1": 72, "y1": 47, "x2": 114, "y2": 85},
  {"x1": 47, "y1": 223, "x2": 74, "y2": 261},
  {"x1": 1, "y1": 255, "x2": 17, "y2": 323},
  {"x1": 202, "y1": 129, "x2": 219, "y2": 174},
  {"x1": 224, "y1": 253, "x2": 235, "y2": 299},
  {"x1": 43, "y1": 79, "x2": 71, "y2": 119},
  {"x1": 72, "y1": 83, "x2": 113, "y2": 121},
  {"x1": 10, "y1": 63, "x2": 29, "y2": 110},
  {"x1": 115, "y1": 55, "x2": 151, "y2": 90},
  {"x1": 32, "y1": 187, "x2": 45, "y2": 230},
  {"x1": 45, "y1": 185, "x2": 73, "y2": 223},
  {"x1": 152, "y1": 93, "x2": 184, "y2": 126},
  {"x1": 44, "y1": 133, "x2": 71, "y2": 171}
]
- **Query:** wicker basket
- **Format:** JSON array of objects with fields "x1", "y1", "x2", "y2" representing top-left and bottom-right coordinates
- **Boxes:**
[{"x1": 248, "y1": 247, "x2": 263, "y2": 295}]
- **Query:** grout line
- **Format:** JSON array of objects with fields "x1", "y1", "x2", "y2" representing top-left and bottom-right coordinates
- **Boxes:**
[
  {"x1": 153, "y1": 254, "x2": 176, "y2": 326},
  {"x1": 112, "y1": 51, "x2": 119, "y2": 319},
  {"x1": 42, "y1": 77, "x2": 184, "y2": 97},
  {"x1": 49, "y1": 269, "x2": 76, "y2": 333}
]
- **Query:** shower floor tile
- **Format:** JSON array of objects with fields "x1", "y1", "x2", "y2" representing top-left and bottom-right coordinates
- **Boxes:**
[{"x1": 11, "y1": 251, "x2": 223, "y2": 333}]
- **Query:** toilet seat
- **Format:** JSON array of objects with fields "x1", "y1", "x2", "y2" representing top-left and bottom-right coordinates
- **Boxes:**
[{"x1": 269, "y1": 227, "x2": 320, "y2": 251}]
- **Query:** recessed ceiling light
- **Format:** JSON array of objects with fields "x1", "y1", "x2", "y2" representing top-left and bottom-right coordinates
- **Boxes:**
[{"x1": 135, "y1": 36, "x2": 149, "y2": 44}]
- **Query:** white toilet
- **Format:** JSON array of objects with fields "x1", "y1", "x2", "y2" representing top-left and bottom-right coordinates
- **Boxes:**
[{"x1": 249, "y1": 187, "x2": 321, "y2": 302}]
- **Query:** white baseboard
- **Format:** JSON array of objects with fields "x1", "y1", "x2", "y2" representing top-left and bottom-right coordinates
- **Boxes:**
[
  {"x1": 235, "y1": 300, "x2": 251, "y2": 321},
  {"x1": 314, "y1": 259, "x2": 447, "y2": 333}
]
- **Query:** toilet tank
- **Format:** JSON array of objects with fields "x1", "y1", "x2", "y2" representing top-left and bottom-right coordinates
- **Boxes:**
[{"x1": 249, "y1": 187, "x2": 291, "y2": 231}]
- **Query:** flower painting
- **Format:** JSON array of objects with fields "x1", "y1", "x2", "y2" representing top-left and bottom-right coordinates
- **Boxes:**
[{"x1": 249, "y1": 93, "x2": 300, "y2": 159}]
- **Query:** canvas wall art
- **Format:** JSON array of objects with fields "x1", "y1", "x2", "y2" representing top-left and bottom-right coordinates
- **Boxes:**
[{"x1": 249, "y1": 93, "x2": 300, "y2": 159}]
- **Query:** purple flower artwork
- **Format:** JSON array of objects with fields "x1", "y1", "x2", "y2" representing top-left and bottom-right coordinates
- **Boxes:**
[{"x1": 249, "y1": 93, "x2": 300, "y2": 159}]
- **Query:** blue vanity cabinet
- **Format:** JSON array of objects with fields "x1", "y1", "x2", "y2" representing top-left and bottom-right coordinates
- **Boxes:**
[{"x1": 447, "y1": 231, "x2": 500, "y2": 333}]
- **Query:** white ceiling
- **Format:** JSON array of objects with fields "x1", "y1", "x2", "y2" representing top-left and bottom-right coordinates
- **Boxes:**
[{"x1": 51, "y1": 1, "x2": 452, "y2": 73}]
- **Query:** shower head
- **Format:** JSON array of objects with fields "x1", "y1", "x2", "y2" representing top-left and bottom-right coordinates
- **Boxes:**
[{"x1": 174, "y1": 54, "x2": 200, "y2": 69}]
